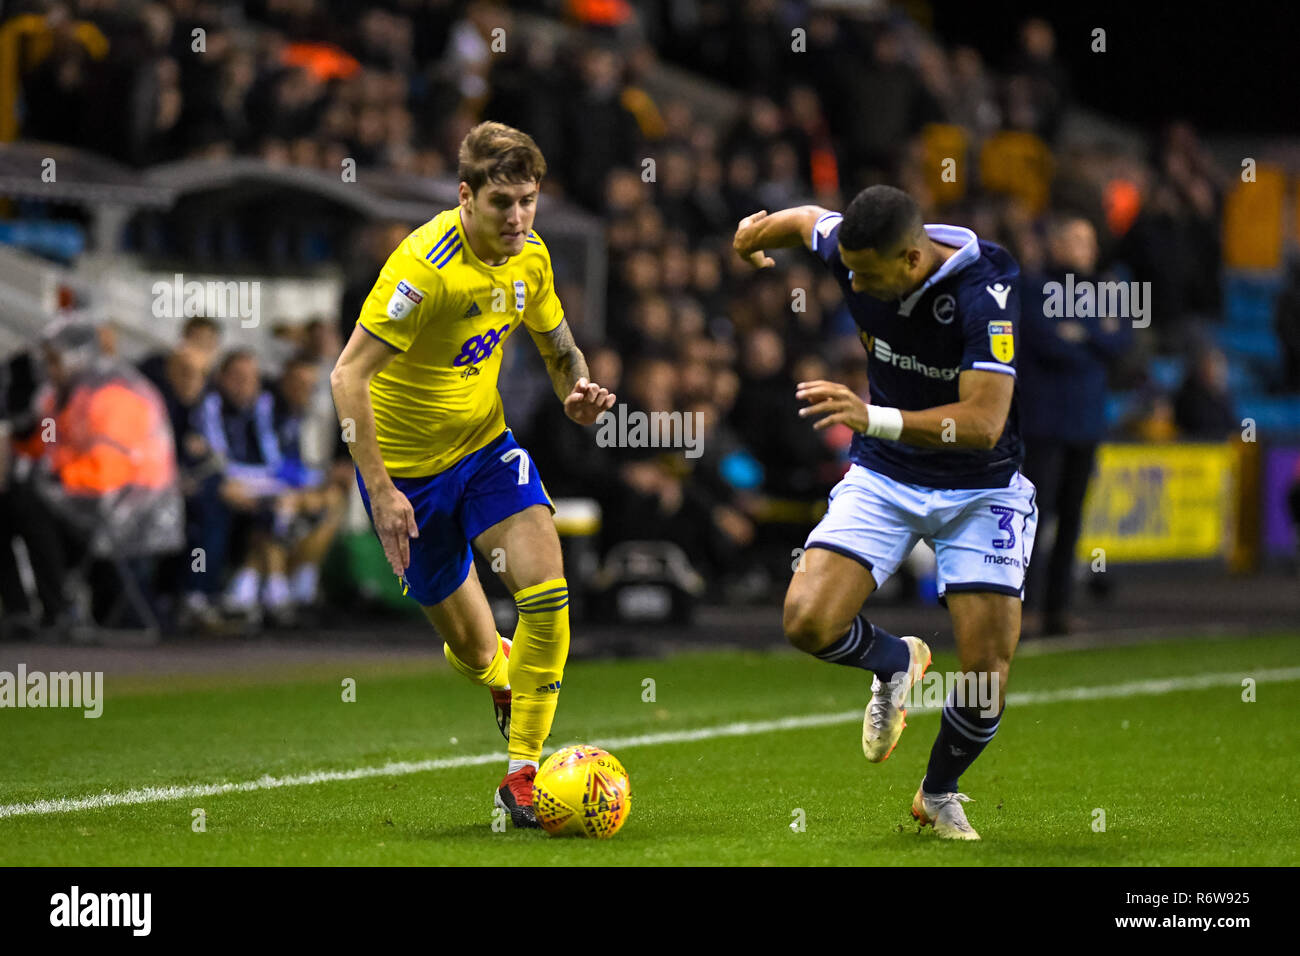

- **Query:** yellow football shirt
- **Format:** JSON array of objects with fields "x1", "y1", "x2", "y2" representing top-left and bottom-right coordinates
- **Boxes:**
[{"x1": 356, "y1": 207, "x2": 565, "y2": 476}]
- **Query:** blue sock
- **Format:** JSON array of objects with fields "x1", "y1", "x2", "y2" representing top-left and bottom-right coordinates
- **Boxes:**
[
  {"x1": 813, "y1": 616, "x2": 911, "y2": 681},
  {"x1": 923, "y1": 693, "x2": 1003, "y2": 794}
]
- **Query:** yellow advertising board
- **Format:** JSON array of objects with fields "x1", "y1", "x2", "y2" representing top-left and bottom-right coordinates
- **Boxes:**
[{"x1": 1075, "y1": 443, "x2": 1237, "y2": 562}]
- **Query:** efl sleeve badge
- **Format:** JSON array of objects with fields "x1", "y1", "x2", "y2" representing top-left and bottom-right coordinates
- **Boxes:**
[
  {"x1": 988, "y1": 320, "x2": 1015, "y2": 362},
  {"x1": 387, "y1": 279, "x2": 425, "y2": 320}
]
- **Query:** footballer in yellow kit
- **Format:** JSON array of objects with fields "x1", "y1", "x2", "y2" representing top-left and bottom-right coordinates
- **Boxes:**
[{"x1": 330, "y1": 122, "x2": 615, "y2": 828}]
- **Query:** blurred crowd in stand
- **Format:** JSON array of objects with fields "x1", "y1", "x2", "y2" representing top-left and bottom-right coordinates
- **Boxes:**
[{"x1": 1, "y1": 1, "x2": 1279, "y2": 636}]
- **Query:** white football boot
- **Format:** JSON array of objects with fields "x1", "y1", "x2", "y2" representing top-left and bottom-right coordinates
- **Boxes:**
[
  {"x1": 911, "y1": 786, "x2": 981, "y2": 840},
  {"x1": 862, "y1": 635, "x2": 931, "y2": 762}
]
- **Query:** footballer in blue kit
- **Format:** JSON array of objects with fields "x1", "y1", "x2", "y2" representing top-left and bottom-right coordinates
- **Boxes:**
[{"x1": 733, "y1": 185, "x2": 1039, "y2": 840}]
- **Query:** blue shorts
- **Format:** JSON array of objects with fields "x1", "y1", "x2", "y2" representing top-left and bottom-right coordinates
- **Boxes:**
[
  {"x1": 356, "y1": 430, "x2": 553, "y2": 606},
  {"x1": 805, "y1": 464, "x2": 1038, "y2": 600}
]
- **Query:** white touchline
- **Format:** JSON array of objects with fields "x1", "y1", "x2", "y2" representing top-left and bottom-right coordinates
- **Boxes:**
[{"x1": 2, "y1": 666, "x2": 1298, "y2": 820}]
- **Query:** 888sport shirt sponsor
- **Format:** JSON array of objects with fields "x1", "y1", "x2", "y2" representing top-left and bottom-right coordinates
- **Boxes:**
[
  {"x1": 811, "y1": 215, "x2": 1025, "y2": 491},
  {"x1": 356, "y1": 207, "x2": 565, "y2": 478}
]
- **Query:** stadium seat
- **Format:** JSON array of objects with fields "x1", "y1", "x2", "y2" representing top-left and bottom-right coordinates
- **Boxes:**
[
  {"x1": 920, "y1": 124, "x2": 969, "y2": 206},
  {"x1": 1223, "y1": 272, "x2": 1284, "y2": 330},
  {"x1": 1148, "y1": 356, "x2": 1186, "y2": 392},
  {"x1": 1226, "y1": 354, "x2": 1259, "y2": 397},
  {"x1": 1237, "y1": 395, "x2": 1300, "y2": 435},
  {"x1": 0, "y1": 221, "x2": 86, "y2": 261},
  {"x1": 1216, "y1": 326, "x2": 1282, "y2": 366},
  {"x1": 979, "y1": 131, "x2": 1054, "y2": 215},
  {"x1": 1104, "y1": 391, "x2": 1136, "y2": 431},
  {"x1": 67, "y1": 486, "x2": 185, "y2": 641},
  {"x1": 1222, "y1": 167, "x2": 1286, "y2": 269}
]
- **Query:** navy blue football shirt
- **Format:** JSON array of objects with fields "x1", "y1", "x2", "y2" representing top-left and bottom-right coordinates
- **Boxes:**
[{"x1": 811, "y1": 214, "x2": 1023, "y2": 490}]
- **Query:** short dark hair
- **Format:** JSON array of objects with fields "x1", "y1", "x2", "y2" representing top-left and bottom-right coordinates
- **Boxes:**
[
  {"x1": 218, "y1": 348, "x2": 256, "y2": 376},
  {"x1": 457, "y1": 122, "x2": 547, "y2": 196},
  {"x1": 284, "y1": 350, "x2": 318, "y2": 373},
  {"x1": 839, "y1": 185, "x2": 924, "y2": 253},
  {"x1": 182, "y1": 316, "x2": 221, "y2": 338},
  {"x1": 1046, "y1": 210, "x2": 1094, "y2": 238}
]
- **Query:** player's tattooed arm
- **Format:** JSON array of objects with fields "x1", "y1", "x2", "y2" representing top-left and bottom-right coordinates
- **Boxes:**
[
  {"x1": 530, "y1": 319, "x2": 617, "y2": 425},
  {"x1": 531, "y1": 318, "x2": 587, "y2": 399}
]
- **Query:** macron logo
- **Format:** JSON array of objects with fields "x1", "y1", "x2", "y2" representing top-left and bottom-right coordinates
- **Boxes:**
[{"x1": 985, "y1": 283, "x2": 1011, "y2": 310}]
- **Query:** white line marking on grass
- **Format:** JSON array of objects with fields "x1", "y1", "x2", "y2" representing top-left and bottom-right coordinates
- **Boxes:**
[
  {"x1": 0, "y1": 753, "x2": 505, "y2": 820},
  {"x1": 3, "y1": 666, "x2": 1298, "y2": 820}
]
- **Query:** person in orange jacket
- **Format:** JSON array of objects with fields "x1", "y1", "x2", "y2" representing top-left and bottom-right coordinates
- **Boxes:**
[
  {"x1": 1, "y1": 319, "x2": 181, "y2": 635},
  {"x1": 19, "y1": 334, "x2": 176, "y2": 497}
]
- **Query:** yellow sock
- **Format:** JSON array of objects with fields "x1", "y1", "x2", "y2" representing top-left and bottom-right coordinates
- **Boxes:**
[
  {"x1": 443, "y1": 633, "x2": 510, "y2": 690},
  {"x1": 507, "y1": 578, "x2": 570, "y2": 762}
]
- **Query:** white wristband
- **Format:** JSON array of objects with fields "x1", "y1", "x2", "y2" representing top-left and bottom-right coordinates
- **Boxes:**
[{"x1": 864, "y1": 405, "x2": 904, "y2": 441}]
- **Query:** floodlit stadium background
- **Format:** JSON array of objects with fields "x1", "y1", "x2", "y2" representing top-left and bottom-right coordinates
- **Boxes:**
[{"x1": 1, "y1": 0, "x2": 1298, "y2": 646}]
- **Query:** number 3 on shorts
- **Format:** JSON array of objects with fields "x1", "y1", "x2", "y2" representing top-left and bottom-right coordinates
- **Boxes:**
[
  {"x1": 501, "y1": 448, "x2": 531, "y2": 485},
  {"x1": 989, "y1": 505, "x2": 1016, "y2": 550}
]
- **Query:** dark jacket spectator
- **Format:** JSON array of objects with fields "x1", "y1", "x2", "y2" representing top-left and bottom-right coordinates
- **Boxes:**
[
  {"x1": 196, "y1": 351, "x2": 283, "y2": 486},
  {"x1": 157, "y1": 343, "x2": 219, "y2": 477},
  {"x1": 139, "y1": 316, "x2": 222, "y2": 397},
  {"x1": 560, "y1": 46, "x2": 642, "y2": 210},
  {"x1": 1275, "y1": 258, "x2": 1300, "y2": 393},
  {"x1": 1019, "y1": 276, "x2": 1132, "y2": 443},
  {"x1": 1018, "y1": 217, "x2": 1130, "y2": 636},
  {"x1": 1174, "y1": 348, "x2": 1237, "y2": 439},
  {"x1": 730, "y1": 328, "x2": 835, "y2": 499}
]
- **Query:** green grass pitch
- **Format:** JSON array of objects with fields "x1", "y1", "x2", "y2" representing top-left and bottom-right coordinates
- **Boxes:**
[{"x1": 2, "y1": 632, "x2": 1298, "y2": 866}]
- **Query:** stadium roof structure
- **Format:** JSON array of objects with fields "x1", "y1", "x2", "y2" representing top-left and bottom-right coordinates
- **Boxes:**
[
  {"x1": 0, "y1": 142, "x2": 604, "y2": 232},
  {"x1": 0, "y1": 142, "x2": 174, "y2": 208},
  {"x1": 143, "y1": 157, "x2": 442, "y2": 223},
  {"x1": 0, "y1": 142, "x2": 608, "y2": 335}
]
